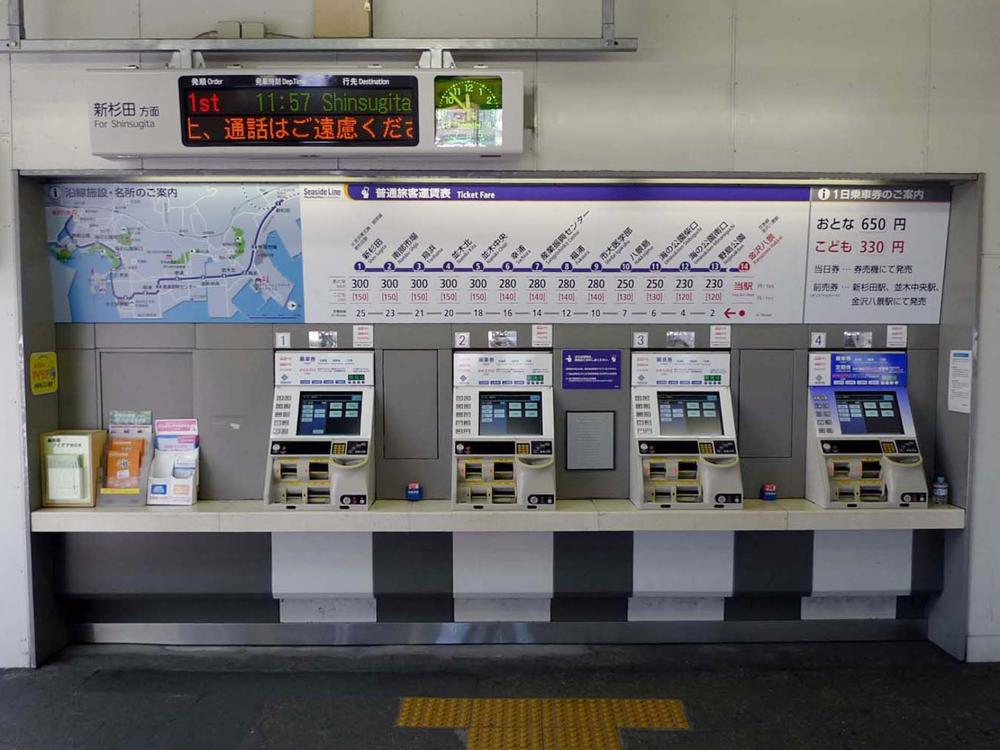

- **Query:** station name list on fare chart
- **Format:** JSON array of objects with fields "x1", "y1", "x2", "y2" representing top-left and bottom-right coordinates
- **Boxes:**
[{"x1": 299, "y1": 183, "x2": 951, "y2": 326}]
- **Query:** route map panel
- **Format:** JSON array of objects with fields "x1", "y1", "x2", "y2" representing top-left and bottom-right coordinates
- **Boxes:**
[{"x1": 46, "y1": 183, "x2": 302, "y2": 323}]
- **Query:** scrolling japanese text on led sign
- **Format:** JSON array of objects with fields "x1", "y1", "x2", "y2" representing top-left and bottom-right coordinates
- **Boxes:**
[{"x1": 180, "y1": 74, "x2": 418, "y2": 147}]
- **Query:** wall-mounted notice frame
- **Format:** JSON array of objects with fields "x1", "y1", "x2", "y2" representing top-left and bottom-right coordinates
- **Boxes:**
[{"x1": 45, "y1": 181, "x2": 951, "y2": 326}]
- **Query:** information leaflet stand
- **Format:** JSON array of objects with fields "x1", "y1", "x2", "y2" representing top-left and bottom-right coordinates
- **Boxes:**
[
  {"x1": 629, "y1": 351, "x2": 743, "y2": 510},
  {"x1": 451, "y1": 351, "x2": 556, "y2": 510},
  {"x1": 264, "y1": 351, "x2": 374, "y2": 510},
  {"x1": 807, "y1": 351, "x2": 928, "y2": 508}
]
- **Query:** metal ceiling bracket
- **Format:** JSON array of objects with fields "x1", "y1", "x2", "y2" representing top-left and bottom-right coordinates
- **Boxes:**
[
  {"x1": 7, "y1": 0, "x2": 24, "y2": 48},
  {"x1": 418, "y1": 49, "x2": 457, "y2": 69}
]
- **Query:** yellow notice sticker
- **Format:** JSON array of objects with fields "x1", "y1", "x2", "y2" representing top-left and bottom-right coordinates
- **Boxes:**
[{"x1": 29, "y1": 351, "x2": 58, "y2": 396}]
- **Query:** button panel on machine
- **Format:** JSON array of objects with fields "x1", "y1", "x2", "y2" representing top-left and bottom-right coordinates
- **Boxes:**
[
  {"x1": 713, "y1": 440, "x2": 737, "y2": 455},
  {"x1": 454, "y1": 393, "x2": 474, "y2": 436},
  {"x1": 634, "y1": 393, "x2": 655, "y2": 434},
  {"x1": 531, "y1": 440, "x2": 553, "y2": 455},
  {"x1": 812, "y1": 392, "x2": 834, "y2": 434},
  {"x1": 272, "y1": 394, "x2": 294, "y2": 435}
]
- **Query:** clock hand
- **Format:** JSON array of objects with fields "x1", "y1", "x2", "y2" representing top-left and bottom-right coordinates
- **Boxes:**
[{"x1": 449, "y1": 92, "x2": 467, "y2": 110}]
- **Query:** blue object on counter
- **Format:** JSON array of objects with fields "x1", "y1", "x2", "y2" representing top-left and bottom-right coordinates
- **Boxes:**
[
  {"x1": 760, "y1": 483, "x2": 778, "y2": 501},
  {"x1": 406, "y1": 482, "x2": 423, "y2": 501}
]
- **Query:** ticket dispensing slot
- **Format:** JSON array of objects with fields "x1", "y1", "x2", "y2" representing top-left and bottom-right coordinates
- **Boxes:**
[
  {"x1": 806, "y1": 351, "x2": 928, "y2": 509},
  {"x1": 629, "y1": 351, "x2": 744, "y2": 510},
  {"x1": 451, "y1": 351, "x2": 557, "y2": 510},
  {"x1": 263, "y1": 351, "x2": 375, "y2": 511}
]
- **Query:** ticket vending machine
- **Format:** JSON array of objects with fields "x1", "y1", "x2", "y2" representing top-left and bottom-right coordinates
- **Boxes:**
[
  {"x1": 264, "y1": 351, "x2": 375, "y2": 510},
  {"x1": 806, "y1": 351, "x2": 928, "y2": 508},
  {"x1": 629, "y1": 351, "x2": 743, "y2": 510},
  {"x1": 451, "y1": 351, "x2": 556, "y2": 510}
]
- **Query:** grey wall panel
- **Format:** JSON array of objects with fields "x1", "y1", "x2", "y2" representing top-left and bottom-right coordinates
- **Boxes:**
[
  {"x1": 372, "y1": 532, "x2": 452, "y2": 597},
  {"x1": 99, "y1": 351, "x2": 193, "y2": 425},
  {"x1": 56, "y1": 349, "x2": 99, "y2": 429},
  {"x1": 907, "y1": 326, "x2": 942, "y2": 350},
  {"x1": 196, "y1": 324, "x2": 272, "y2": 350},
  {"x1": 66, "y1": 596, "x2": 279, "y2": 624},
  {"x1": 551, "y1": 597, "x2": 629, "y2": 622},
  {"x1": 376, "y1": 324, "x2": 451, "y2": 349},
  {"x1": 19, "y1": 181, "x2": 55, "y2": 350},
  {"x1": 31, "y1": 532, "x2": 69, "y2": 663},
  {"x1": 928, "y1": 180, "x2": 979, "y2": 657},
  {"x1": 59, "y1": 533, "x2": 272, "y2": 596},
  {"x1": 739, "y1": 347, "x2": 811, "y2": 498},
  {"x1": 95, "y1": 324, "x2": 195, "y2": 349},
  {"x1": 553, "y1": 532, "x2": 632, "y2": 597},
  {"x1": 732, "y1": 325, "x2": 809, "y2": 350},
  {"x1": 20, "y1": 179, "x2": 59, "y2": 512},
  {"x1": 907, "y1": 347, "x2": 939, "y2": 478},
  {"x1": 376, "y1": 349, "x2": 452, "y2": 499},
  {"x1": 193, "y1": 349, "x2": 273, "y2": 500},
  {"x1": 555, "y1": 324, "x2": 630, "y2": 349},
  {"x1": 912, "y1": 530, "x2": 946, "y2": 595},
  {"x1": 738, "y1": 350, "x2": 794, "y2": 458},
  {"x1": 724, "y1": 596, "x2": 802, "y2": 621},
  {"x1": 733, "y1": 531, "x2": 813, "y2": 596},
  {"x1": 555, "y1": 347, "x2": 629, "y2": 498},
  {"x1": 739, "y1": 458, "x2": 803, "y2": 502},
  {"x1": 382, "y1": 350, "x2": 438, "y2": 460},
  {"x1": 55, "y1": 324, "x2": 95, "y2": 350}
]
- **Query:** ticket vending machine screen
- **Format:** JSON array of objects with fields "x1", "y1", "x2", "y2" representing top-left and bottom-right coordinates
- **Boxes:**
[
  {"x1": 297, "y1": 392, "x2": 363, "y2": 436},
  {"x1": 656, "y1": 392, "x2": 723, "y2": 436},
  {"x1": 479, "y1": 392, "x2": 543, "y2": 436},
  {"x1": 834, "y1": 391, "x2": 904, "y2": 435}
]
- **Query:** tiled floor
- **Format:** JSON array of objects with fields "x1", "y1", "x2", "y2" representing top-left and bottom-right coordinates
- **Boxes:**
[{"x1": 1, "y1": 641, "x2": 998, "y2": 748}]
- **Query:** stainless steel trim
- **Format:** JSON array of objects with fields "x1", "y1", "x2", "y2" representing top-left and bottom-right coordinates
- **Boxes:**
[
  {"x1": 21, "y1": 172, "x2": 980, "y2": 184},
  {"x1": 602, "y1": 0, "x2": 617, "y2": 42},
  {"x1": 13, "y1": 36, "x2": 638, "y2": 55},
  {"x1": 75, "y1": 620, "x2": 927, "y2": 646},
  {"x1": 7, "y1": 0, "x2": 23, "y2": 46}
]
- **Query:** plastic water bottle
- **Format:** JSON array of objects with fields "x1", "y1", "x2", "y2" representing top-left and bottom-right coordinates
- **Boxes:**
[{"x1": 931, "y1": 475, "x2": 950, "y2": 505}]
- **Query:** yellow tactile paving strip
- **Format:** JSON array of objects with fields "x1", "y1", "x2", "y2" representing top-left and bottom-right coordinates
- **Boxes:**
[{"x1": 397, "y1": 697, "x2": 690, "y2": 750}]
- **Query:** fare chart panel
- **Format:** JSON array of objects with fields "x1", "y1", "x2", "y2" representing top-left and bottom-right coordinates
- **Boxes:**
[
  {"x1": 46, "y1": 181, "x2": 952, "y2": 325},
  {"x1": 302, "y1": 184, "x2": 812, "y2": 324}
]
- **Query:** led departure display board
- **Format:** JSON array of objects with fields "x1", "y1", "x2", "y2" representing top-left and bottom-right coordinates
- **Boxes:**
[{"x1": 179, "y1": 74, "x2": 418, "y2": 147}]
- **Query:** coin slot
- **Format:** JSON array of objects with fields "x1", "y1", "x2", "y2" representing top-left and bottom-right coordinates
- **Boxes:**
[
  {"x1": 675, "y1": 485, "x2": 702, "y2": 503},
  {"x1": 306, "y1": 486, "x2": 331, "y2": 504},
  {"x1": 491, "y1": 485, "x2": 517, "y2": 504},
  {"x1": 861, "y1": 460, "x2": 882, "y2": 479},
  {"x1": 677, "y1": 461, "x2": 698, "y2": 480},
  {"x1": 308, "y1": 461, "x2": 330, "y2": 481},
  {"x1": 493, "y1": 461, "x2": 514, "y2": 481}
]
